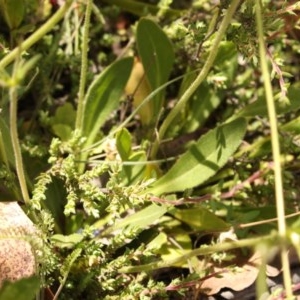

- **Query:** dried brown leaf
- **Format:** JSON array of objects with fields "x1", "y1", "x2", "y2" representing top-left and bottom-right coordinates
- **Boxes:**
[{"x1": 200, "y1": 250, "x2": 280, "y2": 295}]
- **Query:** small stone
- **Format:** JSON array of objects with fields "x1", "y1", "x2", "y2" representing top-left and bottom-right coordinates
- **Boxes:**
[
  {"x1": 220, "y1": 290, "x2": 235, "y2": 299},
  {"x1": 292, "y1": 271, "x2": 300, "y2": 284},
  {"x1": 0, "y1": 202, "x2": 38, "y2": 287}
]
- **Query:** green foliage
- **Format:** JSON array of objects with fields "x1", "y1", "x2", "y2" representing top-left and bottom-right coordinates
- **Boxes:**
[
  {"x1": 0, "y1": 0, "x2": 25, "y2": 30},
  {"x1": 109, "y1": 203, "x2": 167, "y2": 233},
  {"x1": 234, "y1": 85, "x2": 300, "y2": 119},
  {"x1": 116, "y1": 128, "x2": 132, "y2": 160},
  {"x1": 136, "y1": 18, "x2": 175, "y2": 125},
  {"x1": 150, "y1": 118, "x2": 247, "y2": 194},
  {"x1": 50, "y1": 102, "x2": 76, "y2": 141},
  {"x1": 170, "y1": 207, "x2": 230, "y2": 232},
  {"x1": 1, "y1": 0, "x2": 300, "y2": 298},
  {"x1": 0, "y1": 276, "x2": 40, "y2": 300},
  {"x1": 82, "y1": 57, "x2": 133, "y2": 149}
]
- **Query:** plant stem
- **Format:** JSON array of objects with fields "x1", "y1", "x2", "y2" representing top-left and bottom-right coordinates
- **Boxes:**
[
  {"x1": 0, "y1": 0, "x2": 73, "y2": 69},
  {"x1": 9, "y1": 67, "x2": 30, "y2": 204},
  {"x1": 119, "y1": 234, "x2": 276, "y2": 273},
  {"x1": 150, "y1": 0, "x2": 241, "y2": 158},
  {"x1": 53, "y1": 248, "x2": 82, "y2": 300},
  {"x1": 75, "y1": 0, "x2": 92, "y2": 131},
  {"x1": 255, "y1": 0, "x2": 292, "y2": 297}
]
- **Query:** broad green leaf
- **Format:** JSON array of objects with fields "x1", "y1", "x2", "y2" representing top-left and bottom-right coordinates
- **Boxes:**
[
  {"x1": 111, "y1": 204, "x2": 167, "y2": 232},
  {"x1": 124, "y1": 151, "x2": 147, "y2": 184},
  {"x1": 116, "y1": 129, "x2": 149, "y2": 184},
  {"x1": 0, "y1": 0, "x2": 24, "y2": 29},
  {"x1": 0, "y1": 276, "x2": 40, "y2": 300},
  {"x1": 150, "y1": 118, "x2": 247, "y2": 194},
  {"x1": 183, "y1": 82, "x2": 222, "y2": 132},
  {"x1": 146, "y1": 232, "x2": 167, "y2": 251},
  {"x1": 51, "y1": 102, "x2": 76, "y2": 140},
  {"x1": 136, "y1": 18, "x2": 175, "y2": 119},
  {"x1": 52, "y1": 124, "x2": 73, "y2": 141},
  {"x1": 82, "y1": 57, "x2": 133, "y2": 147},
  {"x1": 146, "y1": 227, "x2": 199, "y2": 269},
  {"x1": 170, "y1": 207, "x2": 230, "y2": 231},
  {"x1": 159, "y1": 231, "x2": 193, "y2": 266},
  {"x1": 51, "y1": 102, "x2": 76, "y2": 131},
  {"x1": 116, "y1": 128, "x2": 132, "y2": 160}
]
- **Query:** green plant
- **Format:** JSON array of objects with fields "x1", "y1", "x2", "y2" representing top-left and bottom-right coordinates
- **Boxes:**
[{"x1": 1, "y1": 0, "x2": 300, "y2": 299}]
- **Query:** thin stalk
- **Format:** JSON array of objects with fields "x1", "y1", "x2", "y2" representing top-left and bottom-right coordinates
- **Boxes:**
[
  {"x1": 0, "y1": 130, "x2": 22, "y2": 199},
  {"x1": 9, "y1": 70, "x2": 30, "y2": 204},
  {"x1": 255, "y1": 0, "x2": 292, "y2": 297},
  {"x1": 150, "y1": 0, "x2": 241, "y2": 158},
  {"x1": 0, "y1": 0, "x2": 73, "y2": 69},
  {"x1": 256, "y1": 245, "x2": 268, "y2": 298},
  {"x1": 75, "y1": 0, "x2": 92, "y2": 131},
  {"x1": 92, "y1": 2, "x2": 105, "y2": 25},
  {"x1": 53, "y1": 249, "x2": 82, "y2": 300},
  {"x1": 119, "y1": 234, "x2": 276, "y2": 273}
]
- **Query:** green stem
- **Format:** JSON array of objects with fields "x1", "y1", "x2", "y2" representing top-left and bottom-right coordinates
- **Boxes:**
[
  {"x1": 0, "y1": 130, "x2": 22, "y2": 199},
  {"x1": 9, "y1": 74, "x2": 30, "y2": 204},
  {"x1": 150, "y1": 0, "x2": 241, "y2": 158},
  {"x1": 75, "y1": 0, "x2": 92, "y2": 131},
  {"x1": 53, "y1": 249, "x2": 82, "y2": 300},
  {"x1": 119, "y1": 234, "x2": 276, "y2": 273},
  {"x1": 0, "y1": 0, "x2": 73, "y2": 69},
  {"x1": 255, "y1": 0, "x2": 292, "y2": 297}
]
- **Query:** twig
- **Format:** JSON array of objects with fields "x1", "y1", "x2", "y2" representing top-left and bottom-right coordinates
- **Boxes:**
[
  {"x1": 75, "y1": 0, "x2": 92, "y2": 131},
  {"x1": 0, "y1": 0, "x2": 73, "y2": 69},
  {"x1": 255, "y1": 0, "x2": 292, "y2": 296},
  {"x1": 266, "y1": 48, "x2": 287, "y2": 99}
]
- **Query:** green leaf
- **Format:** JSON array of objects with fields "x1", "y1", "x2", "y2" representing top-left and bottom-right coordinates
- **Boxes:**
[
  {"x1": 170, "y1": 207, "x2": 230, "y2": 231},
  {"x1": 0, "y1": 276, "x2": 40, "y2": 300},
  {"x1": 116, "y1": 129, "x2": 149, "y2": 184},
  {"x1": 122, "y1": 151, "x2": 148, "y2": 185},
  {"x1": 183, "y1": 82, "x2": 222, "y2": 132},
  {"x1": 50, "y1": 102, "x2": 76, "y2": 140},
  {"x1": 124, "y1": 151, "x2": 147, "y2": 184},
  {"x1": 52, "y1": 102, "x2": 76, "y2": 127},
  {"x1": 82, "y1": 57, "x2": 133, "y2": 147},
  {"x1": 51, "y1": 233, "x2": 83, "y2": 248},
  {"x1": 116, "y1": 128, "x2": 132, "y2": 160},
  {"x1": 146, "y1": 232, "x2": 167, "y2": 251},
  {"x1": 111, "y1": 204, "x2": 167, "y2": 232},
  {"x1": 136, "y1": 18, "x2": 175, "y2": 118},
  {"x1": 0, "y1": 0, "x2": 25, "y2": 29},
  {"x1": 150, "y1": 118, "x2": 247, "y2": 194},
  {"x1": 158, "y1": 231, "x2": 193, "y2": 267},
  {"x1": 52, "y1": 124, "x2": 73, "y2": 141}
]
